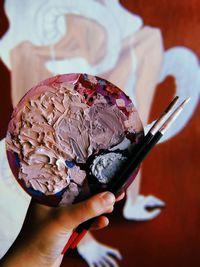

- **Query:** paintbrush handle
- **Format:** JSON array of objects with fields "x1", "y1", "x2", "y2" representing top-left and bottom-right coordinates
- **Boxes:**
[
  {"x1": 109, "y1": 131, "x2": 162, "y2": 195},
  {"x1": 67, "y1": 132, "x2": 162, "y2": 248},
  {"x1": 131, "y1": 132, "x2": 154, "y2": 155},
  {"x1": 76, "y1": 217, "x2": 95, "y2": 232}
]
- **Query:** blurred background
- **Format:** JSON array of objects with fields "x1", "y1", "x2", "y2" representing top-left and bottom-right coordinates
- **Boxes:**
[{"x1": 0, "y1": 1, "x2": 199, "y2": 267}]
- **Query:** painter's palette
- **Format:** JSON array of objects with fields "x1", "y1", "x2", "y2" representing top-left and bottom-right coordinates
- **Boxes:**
[{"x1": 6, "y1": 73, "x2": 144, "y2": 206}]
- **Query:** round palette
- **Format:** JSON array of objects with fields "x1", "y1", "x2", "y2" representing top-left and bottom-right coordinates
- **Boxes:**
[{"x1": 6, "y1": 73, "x2": 144, "y2": 207}]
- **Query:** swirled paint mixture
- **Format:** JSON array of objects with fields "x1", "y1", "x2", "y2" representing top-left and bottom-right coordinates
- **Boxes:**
[{"x1": 6, "y1": 74, "x2": 143, "y2": 206}]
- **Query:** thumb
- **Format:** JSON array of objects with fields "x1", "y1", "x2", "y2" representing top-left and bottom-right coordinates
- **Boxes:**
[{"x1": 58, "y1": 191, "x2": 115, "y2": 230}]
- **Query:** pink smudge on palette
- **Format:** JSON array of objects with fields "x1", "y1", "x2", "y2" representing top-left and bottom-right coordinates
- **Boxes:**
[{"x1": 6, "y1": 73, "x2": 144, "y2": 207}]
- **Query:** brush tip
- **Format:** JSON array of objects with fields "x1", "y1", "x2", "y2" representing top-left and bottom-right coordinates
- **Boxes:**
[
  {"x1": 183, "y1": 97, "x2": 191, "y2": 105},
  {"x1": 186, "y1": 97, "x2": 191, "y2": 102}
]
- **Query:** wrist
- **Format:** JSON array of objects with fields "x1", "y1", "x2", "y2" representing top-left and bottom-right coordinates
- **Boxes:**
[{"x1": 1, "y1": 230, "x2": 63, "y2": 267}]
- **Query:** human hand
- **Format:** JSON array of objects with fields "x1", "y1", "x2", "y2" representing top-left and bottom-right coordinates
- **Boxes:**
[{"x1": 1, "y1": 191, "x2": 118, "y2": 267}]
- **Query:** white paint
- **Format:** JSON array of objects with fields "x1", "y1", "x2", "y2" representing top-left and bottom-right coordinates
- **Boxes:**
[
  {"x1": 0, "y1": 139, "x2": 30, "y2": 258},
  {"x1": 123, "y1": 195, "x2": 165, "y2": 221},
  {"x1": 158, "y1": 47, "x2": 200, "y2": 142},
  {"x1": 77, "y1": 236, "x2": 122, "y2": 267},
  {"x1": 0, "y1": 0, "x2": 142, "y2": 72}
]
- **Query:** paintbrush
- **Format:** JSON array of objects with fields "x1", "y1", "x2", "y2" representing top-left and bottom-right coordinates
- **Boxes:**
[
  {"x1": 109, "y1": 97, "x2": 190, "y2": 195},
  {"x1": 62, "y1": 97, "x2": 190, "y2": 253},
  {"x1": 131, "y1": 95, "x2": 179, "y2": 155}
]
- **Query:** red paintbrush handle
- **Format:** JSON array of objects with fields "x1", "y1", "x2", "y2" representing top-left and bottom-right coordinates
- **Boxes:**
[
  {"x1": 70, "y1": 229, "x2": 88, "y2": 249},
  {"x1": 61, "y1": 231, "x2": 78, "y2": 254}
]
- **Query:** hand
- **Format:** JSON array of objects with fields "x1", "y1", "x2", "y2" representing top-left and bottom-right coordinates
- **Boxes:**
[
  {"x1": 77, "y1": 232, "x2": 122, "y2": 267},
  {"x1": 1, "y1": 191, "x2": 117, "y2": 267}
]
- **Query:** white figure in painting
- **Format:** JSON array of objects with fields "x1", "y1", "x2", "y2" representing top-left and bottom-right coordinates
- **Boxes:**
[{"x1": 0, "y1": 0, "x2": 199, "y2": 266}]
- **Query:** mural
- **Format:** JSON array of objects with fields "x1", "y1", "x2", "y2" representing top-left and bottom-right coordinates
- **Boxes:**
[{"x1": 0, "y1": 0, "x2": 199, "y2": 266}]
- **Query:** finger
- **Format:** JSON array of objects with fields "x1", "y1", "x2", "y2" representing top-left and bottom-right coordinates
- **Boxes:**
[
  {"x1": 96, "y1": 262, "x2": 103, "y2": 267},
  {"x1": 116, "y1": 192, "x2": 125, "y2": 202},
  {"x1": 58, "y1": 192, "x2": 115, "y2": 229},
  {"x1": 90, "y1": 216, "x2": 109, "y2": 230},
  {"x1": 105, "y1": 205, "x2": 114, "y2": 213},
  {"x1": 106, "y1": 248, "x2": 122, "y2": 260},
  {"x1": 104, "y1": 255, "x2": 119, "y2": 267},
  {"x1": 89, "y1": 262, "x2": 95, "y2": 267},
  {"x1": 145, "y1": 195, "x2": 166, "y2": 208},
  {"x1": 145, "y1": 209, "x2": 162, "y2": 220},
  {"x1": 100, "y1": 259, "x2": 110, "y2": 267}
]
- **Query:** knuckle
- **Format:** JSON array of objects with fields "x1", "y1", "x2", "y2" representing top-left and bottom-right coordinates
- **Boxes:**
[{"x1": 84, "y1": 198, "x2": 99, "y2": 215}]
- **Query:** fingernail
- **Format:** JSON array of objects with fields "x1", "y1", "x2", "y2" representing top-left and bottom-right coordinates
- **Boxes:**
[{"x1": 100, "y1": 192, "x2": 115, "y2": 205}]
